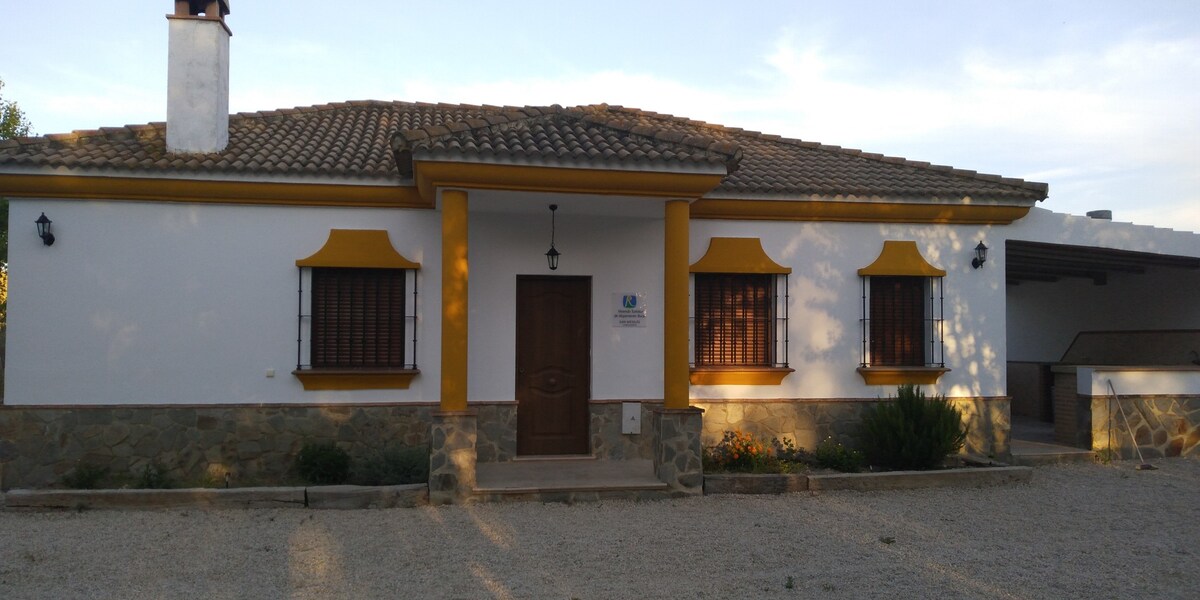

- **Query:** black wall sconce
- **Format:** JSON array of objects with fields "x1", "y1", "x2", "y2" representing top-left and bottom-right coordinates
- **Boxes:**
[
  {"x1": 971, "y1": 241, "x2": 988, "y2": 269},
  {"x1": 545, "y1": 204, "x2": 560, "y2": 271},
  {"x1": 35, "y1": 212, "x2": 55, "y2": 246}
]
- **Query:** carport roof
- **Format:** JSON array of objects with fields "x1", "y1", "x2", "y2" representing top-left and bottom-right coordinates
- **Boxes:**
[{"x1": 1006, "y1": 240, "x2": 1200, "y2": 285}]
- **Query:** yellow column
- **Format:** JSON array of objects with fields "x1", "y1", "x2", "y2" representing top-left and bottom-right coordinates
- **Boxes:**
[
  {"x1": 663, "y1": 199, "x2": 690, "y2": 409},
  {"x1": 440, "y1": 189, "x2": 469, "y2": 412}
]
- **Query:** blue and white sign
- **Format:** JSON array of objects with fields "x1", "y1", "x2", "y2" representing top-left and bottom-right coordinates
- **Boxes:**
[{"x1": 612, "y1": 292, "x2": 648, "y2": 328}]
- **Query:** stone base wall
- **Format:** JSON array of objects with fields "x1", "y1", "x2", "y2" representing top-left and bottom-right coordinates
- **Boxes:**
[
  {"x1": 428, "y1": 412, "x2": 477, "y2": 505},
  {"x1": 1090, "y1": 395, "x2": 1200, "y2": 459},
  {"x1": 0, "y1": 396, "x2": 1013, "y2": 490},
  {"x1": 650, "y1": 407, "x2": 704, "y2": 494},
  {"x1": 474, "y1": 401, "x2": 657, "y2": 463},
  {"x1": 694, "y1": 397, "x2": 1011, "y2": 459},
  {"x1": 0, "y1": 404, "x2": 433, "y2": 491}
]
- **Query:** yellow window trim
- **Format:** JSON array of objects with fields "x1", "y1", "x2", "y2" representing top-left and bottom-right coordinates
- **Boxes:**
[
  {"x1": 690, "y1": 367, "x2": 794, "y2": 386},
  {"x1": 293, "y1": 369, "x2": 419, "y2": 391},
  {"x1": 691, "y1": 198, "x2": 1032, "y2": 225},
  {"x1": 690, "y1": 237, "x2": 791, "y2": 274},
  {"x1": 857, "y1": 241, "x2": 945, "y2": 277},
  {"x1": 296, "y1": 229, "x2": 421, "y2": 269},
  {"x1": 856, "y1": 366, "x2": 949, "y2": 386}
]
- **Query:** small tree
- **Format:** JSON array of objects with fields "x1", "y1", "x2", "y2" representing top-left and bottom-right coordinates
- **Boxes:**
[
  {"x1": 859, "y1": 384, "x2": 968, "y2": 470},
  {"x1": 0, "y1": 78, "x2": 32, "y2": 140}
]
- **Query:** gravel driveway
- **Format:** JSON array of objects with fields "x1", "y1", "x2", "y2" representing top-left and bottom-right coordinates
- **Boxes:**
[{"x1": 2, "y1": 459, "x2": 1197, "y2": 599}]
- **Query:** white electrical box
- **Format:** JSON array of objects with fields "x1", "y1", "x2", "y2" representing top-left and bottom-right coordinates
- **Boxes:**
[{"x1": 621, "y1": 402, "x2": 641, "y2": 435}]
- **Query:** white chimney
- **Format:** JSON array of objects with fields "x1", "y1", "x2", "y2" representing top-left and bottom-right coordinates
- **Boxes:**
[{"x1": 166, "y1": 1, "x2": 231, "y2": 154}]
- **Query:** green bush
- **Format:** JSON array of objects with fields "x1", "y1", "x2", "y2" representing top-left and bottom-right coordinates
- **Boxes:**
[
  {"x1": 134, "y1": 462, "x2": 176, "y2": 489},
  {"x1": 352, "y1": 445, "x2": 429, "y2": 485},
  {"x1": 814, "y1": 437, "x2": 865, "y2": 473},
  {"x1": 859, "y1": 384, "x2": 968, "y2": 470},
  {"x1": 62, "y1": 463, "x2": 110, "y2": 489},
  {"x1": 296, "y1": 442, "x2": 351, "y2": 485}
]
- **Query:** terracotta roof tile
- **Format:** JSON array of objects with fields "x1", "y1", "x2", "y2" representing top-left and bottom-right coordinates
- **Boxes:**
[{"x1": 0, "y1": 100, "x2": 1048, "y2": 200}]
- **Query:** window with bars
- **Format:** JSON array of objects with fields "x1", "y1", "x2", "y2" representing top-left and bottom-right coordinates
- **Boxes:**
[
  {"x1": 861, "y1": 275, "x2": 944, "y2": 368},
  {"x1": 693, "y1": 273, "x2": 782, "y2": 367},
  {"x1": 310, "y1": 268, "x2": 408, "y2": 368}
]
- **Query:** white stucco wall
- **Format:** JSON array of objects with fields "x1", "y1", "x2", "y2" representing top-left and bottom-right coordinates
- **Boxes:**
[
  {"x1": 689, "y1": 219, "x2": 1009, "y2": 400},
  {"x1": 5, "y1": 199, "x2": 442, "y2": 405},
  {"x1": 1077, "y1": 367, "x2": 1200, "y2": 397},
  {"x1": 1004, "y1": 208, "x2": 1200, "y2": 363},
  {"x1": 7, "y1": 194, "x2": 1034, "y2": 406},
  {"x1": 468, "y1": 205, "x2": 665, "y2": 402}
]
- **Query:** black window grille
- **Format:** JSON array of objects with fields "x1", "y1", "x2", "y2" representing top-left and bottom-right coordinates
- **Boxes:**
[
  {"x1": 861, "y1": 275, "x2": 944, "y2": 368},
  {"x1": 692, "y1": 273, "x2": 788, "y2": 368},
  {"x1": 296, "y1": 267, "x2": 418, "y2": 370}
]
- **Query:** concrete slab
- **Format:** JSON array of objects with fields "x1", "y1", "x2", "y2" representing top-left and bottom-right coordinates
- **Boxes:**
[
  {"x1": 474, "y1": 459, "x2": 669, "y2": 503},
  {"x1": 475, "y1": 458, "x2": 665, "y2": 493},
  {"x1": 1011, "y1": 439, "x2": 1096, "y2": 466},
  {"x1": 808, "y1": 466, "x2": 1032, "y2": 491}
]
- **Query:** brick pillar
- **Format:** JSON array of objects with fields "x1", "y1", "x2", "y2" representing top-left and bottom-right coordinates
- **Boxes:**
[
  {"x1": 651, "y1": 407, "x2": 704, "y2": 495},
  {"x1": 428, "y1": 411, "x2": 477, "y2": 504}
]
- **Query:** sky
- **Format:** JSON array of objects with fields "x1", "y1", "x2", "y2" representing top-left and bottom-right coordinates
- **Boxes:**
[{"x1": 2, "y1": 0, "x2": 1198, "y2": 232}]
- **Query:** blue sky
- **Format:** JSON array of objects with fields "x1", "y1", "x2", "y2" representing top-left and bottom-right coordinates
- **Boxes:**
[{"x1": 3, "y1": 0, "x2": 1198, "y2": 231}]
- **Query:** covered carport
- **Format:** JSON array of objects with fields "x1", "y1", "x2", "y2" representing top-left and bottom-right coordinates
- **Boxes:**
[{"x1": 1003, "y1": 211, "x2": 1200, "y2": 457}]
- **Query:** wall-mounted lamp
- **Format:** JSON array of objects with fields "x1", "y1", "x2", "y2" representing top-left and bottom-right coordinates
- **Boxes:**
[
  {"x1": 545, "y1": 204, "x2": 560, "y2": 271},
  {"x1": 35, "y1": 212, "x2": 55, "y2": 246},
  {"x1": 971, "y1": 241, "x2": 988, "y2": 269}
]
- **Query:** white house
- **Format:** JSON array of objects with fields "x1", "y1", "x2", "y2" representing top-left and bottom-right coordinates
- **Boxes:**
[{"x1": 1, "y1": 2, "x2": 1196, "y2": 500}]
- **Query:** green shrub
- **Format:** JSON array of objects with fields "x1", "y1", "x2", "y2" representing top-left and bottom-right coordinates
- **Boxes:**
[
  {"x1": 62, "y1": 463, "x2": 110, "y2": 489},
  {"x1": 770, "y1": 437, "x2": 805, "y2": 462},
  {"x1": 814, "y1": 437, "x2": 865, "y2": 473},
  {"x1": 296, "y1": 441, "x2": 351, "y2": 485},
  {"x1": 859, "y1": 384, "x2": 968, "y2": 470},
  {"x1": 352, "y1": 445, "x2": 429, "y2": 485},
  {"x1": 134, "y1": 462, "x2": 176, "y2": 489}
]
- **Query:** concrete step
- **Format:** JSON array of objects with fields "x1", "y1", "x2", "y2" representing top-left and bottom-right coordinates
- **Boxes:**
[
  {"x1": 1010, "y1": 439, "x2": 1096, "y2": 466},
  {"x1": 473, "y1": 458, "x2": 671, "y2": 503}
]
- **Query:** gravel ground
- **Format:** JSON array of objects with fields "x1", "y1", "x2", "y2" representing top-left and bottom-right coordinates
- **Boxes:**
[{"x1": 1, "y1": 459, "x2": 1197, "y2": 600}]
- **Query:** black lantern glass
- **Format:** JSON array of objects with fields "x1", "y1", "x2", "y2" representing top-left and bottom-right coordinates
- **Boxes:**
[
  {"x1": 971, "y1": 241, "x2": 988, "y2": 269},
  {"x1": 545, "y1": 204, "x2": 560, "y2": 270},
  {"x1": 35, "y1": 212, "x2": 55, "y2": 246}
]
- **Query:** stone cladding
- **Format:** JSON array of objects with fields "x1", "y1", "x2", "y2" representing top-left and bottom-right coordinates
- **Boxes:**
[
  {"x1": 428, "y1": 412, "x2": 477, "y2": 505},
  {"x1": 0, "y1": 404, "x2": 433, "y2": 490},
  {"x1": 1090, "y1": 395, "x2": 1200, "y2": 459}
]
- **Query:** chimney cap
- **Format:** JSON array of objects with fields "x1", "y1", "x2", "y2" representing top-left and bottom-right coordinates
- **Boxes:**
[{"x1": 175, "y1": 1, "x2": 229, "y2": 18}]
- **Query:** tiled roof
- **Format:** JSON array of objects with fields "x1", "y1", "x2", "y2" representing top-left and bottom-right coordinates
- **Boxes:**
[
  {"x1": 393, "y1": 105, "x2": 742, "y2": 177},
  {"x1": 0, "y1": 100, "x2": 1048, "y2": 201}
]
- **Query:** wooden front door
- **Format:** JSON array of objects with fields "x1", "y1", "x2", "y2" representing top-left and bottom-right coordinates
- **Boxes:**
[{"x1": 516, "y1": 276, "x2": 591, "y2": 455}]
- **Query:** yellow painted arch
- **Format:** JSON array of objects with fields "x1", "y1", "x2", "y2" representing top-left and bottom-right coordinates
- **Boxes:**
[
  {"x1": 296, "y1": 229, "x2": 420, "y2": 269},
  {"x1": 690, "y1": 237, "x2": 791, "y2": 274},
  {"x1": 857, "y1": 241, "x2": 945, "y2": 277}
]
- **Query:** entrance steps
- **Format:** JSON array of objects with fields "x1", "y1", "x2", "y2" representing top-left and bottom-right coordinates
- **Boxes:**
[
  {"x1": 473, "y1": 458, "x2": 671, "y2": 503},
  {"x1": 1010, "y1": 439, "x2": 1097, "y2": 466}
]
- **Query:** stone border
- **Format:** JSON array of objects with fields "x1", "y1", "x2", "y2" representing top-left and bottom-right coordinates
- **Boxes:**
[
  {"x1": 1, "y1": 484, "x2": 427, "y2": 511},
  {"x1": 704, "y1": 473, "x2": 809, "y2": 495},
  {"x1": 705, "y1": 466, "x2": 1032, "y2": 494}
]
